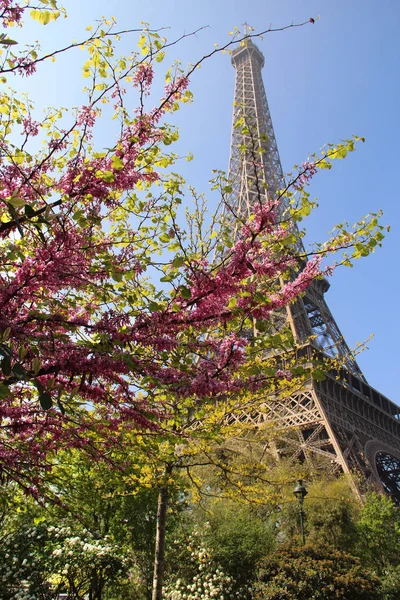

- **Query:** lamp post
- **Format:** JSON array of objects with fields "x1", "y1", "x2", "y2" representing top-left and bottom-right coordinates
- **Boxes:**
[{"x1": 293, "y1": 479, "x2": 308, "y2": 545}]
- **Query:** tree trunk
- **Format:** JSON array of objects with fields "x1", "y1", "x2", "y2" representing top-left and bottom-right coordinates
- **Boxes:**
[{"x1": 152, "y1": 465, "x2": 172, "y2": 600}]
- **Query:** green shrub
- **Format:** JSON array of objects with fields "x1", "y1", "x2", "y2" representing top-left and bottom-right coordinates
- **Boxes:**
[{"x1": 253, "y1": 543, "x2": 380, "y2": 600}]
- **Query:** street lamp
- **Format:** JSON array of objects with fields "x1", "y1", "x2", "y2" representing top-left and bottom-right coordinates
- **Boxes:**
[{"x1": 293, "y1": 479, "x2": 308, "y2": 545}]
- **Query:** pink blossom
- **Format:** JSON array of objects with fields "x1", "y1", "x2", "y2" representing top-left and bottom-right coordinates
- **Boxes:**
[
  {"x1": 0, "y1": 0, "x2": 24, "y2": 26},
  {"x1": 76, "y1": 105, "x2": 97, "y2": 128},
  {"x1": 132, "y1": 63, "x2": 154, "y2": 95},
  {"x1": 292, "y1": 161, "x2": 317, "y2": 190},
  {"x1": 22, "y1": 117, "x2": 39, "y2": 137},
  {"x1": 11, "y1": 56, "x2": 37, "y2": 77}
]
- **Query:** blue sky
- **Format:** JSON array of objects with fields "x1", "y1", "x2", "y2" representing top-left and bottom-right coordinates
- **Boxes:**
[{"x1": 13, "y1": 0, "x2": 400, "y2": 400}]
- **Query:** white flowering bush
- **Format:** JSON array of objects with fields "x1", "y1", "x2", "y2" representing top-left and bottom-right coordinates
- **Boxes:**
[
  {"x1": 164, "y1": 533, "x2": 252, "y2": 600},
  {"x1": 0, "y1": 522, "x2": 131, "y2": 599}
]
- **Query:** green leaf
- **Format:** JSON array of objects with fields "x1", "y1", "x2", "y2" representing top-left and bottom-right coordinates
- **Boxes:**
[
  {"x1": 0, "y1": 384, "x2": 10, "y2": 399},
  {"x1": 68, "y1": 385, "x2": 80, "y2": 399},
  {"x1": 30, "y1": 9, "x2": 59, "y2": 25},
  {"x1": 111, "y1": 155, "x2": 124, "y2": 170},
  {"x1": 33, "y1": 516, "x2": 46, "y2": 525},
  {"x1": 172, "y1": 256, "x2": 184, "y2": 268},
  {"x1": 264, "y1": 367, "x2": 277, "y2": 377},
  {"x1": 148, "y1": 301, "x2": 163, "y2": 312},
  {"x1": 18, "y1": 346, "x2": 28, "y2": 360},
  {"x1": 32, "y1": 357, "x2": 42, "y2": 375},
  {"x1": 291, "y1": 366, "x2": 306, "y2": 376},
  {"x1": 7, "y1": 197, "x2": 25, "y2": 208},
  {"x1": 95, "y1": 169, "x2": 115, "y2": 182},
  {"x1": 159, "y1": 233, "x2": 171, "y2": 243},
  {"x1": 180, "y1": 286, "x2": 191, "y2": 299},
  {"x1": 39, "y1": 392, "x2": 53, "y2": 410},
  {"x1": 72, "y1": 209, "x2": 84, "y2": 222},
  {"x1": 0, "y1": 38, "x2": 17, "y2": 46},
  {"x1": 1, "y1": 357, "x2": 11, "y2": 376},
  {"x1": 34, "y1": 378, "x2": 44, "y2": 394},
  {"x1": 112, "y1": 271, "x2": 123, "y2": 282},
  {"x1": 102, "y1": 170, "x2": 116, "y2": 182},
  {"x1": 254, "y1": 292, "x2": 271, "y2": 305},
  {"x1": 255, "y1": 320, "x2": 268, "y2": 333},
  {"x1": 25, "y1": 204, "x2": 36, "y2": 219},
  {"x1": 247, "y1": 364, "x2": 262, "y2": 375},
  {"x1": 34, "y1": 224, "x2": 46, "y2": 243},
  {"x1": 317, "y1": 160, "x2": 332, "y2": 170},
  {"x1": 312, "y1": 368, "x2": 326, "y2": 382},
  {"x1": 12, "y1": 363, "x2": 27, "y2": 380}
]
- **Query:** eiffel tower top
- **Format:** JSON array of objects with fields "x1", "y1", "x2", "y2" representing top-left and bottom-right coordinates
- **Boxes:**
[
  {"x1": 231, "y1": 36, "x2": 265, "y2": 68},
  {"x1": 227, "y1": 36, "x2": 284, "y2": 220}
]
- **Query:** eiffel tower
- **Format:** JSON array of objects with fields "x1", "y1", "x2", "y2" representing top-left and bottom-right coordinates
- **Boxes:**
[{"x1": 226, "y1": 37, "x2": 400, "y2": 502}]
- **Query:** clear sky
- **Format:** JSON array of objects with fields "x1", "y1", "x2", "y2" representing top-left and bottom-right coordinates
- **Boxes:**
[{"x1": 13, "y1": 0, "x2": 400, "y2": 401}]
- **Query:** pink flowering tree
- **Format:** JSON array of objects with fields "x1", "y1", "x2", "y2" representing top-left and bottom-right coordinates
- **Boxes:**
[{"x1": 0, "y1": 3, "x2": 388, "y2": 598}]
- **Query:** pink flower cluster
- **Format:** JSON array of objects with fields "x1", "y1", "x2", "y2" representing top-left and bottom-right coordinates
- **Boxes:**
[
  {"x1": 162, "y1": 75, "x2": 189, "y2": 111},
  {"x1": 0, "y1": 0, "x2": 24, "y2": 26},
  {"x1": 132, "y1": 63, "x2": 154, "y2": 95},
  {"x1": 10, "y1": 56, "x2": 37, "y2": 77},
  {"x1": 22, "y1": 117, "x2": 39, "y2": 137},
  {"x1": 76, "y1": 105, "x2": 97, "y2": 128},
  {"x1": 293, "y1": 161, "x2": 317, "y2": 190}
]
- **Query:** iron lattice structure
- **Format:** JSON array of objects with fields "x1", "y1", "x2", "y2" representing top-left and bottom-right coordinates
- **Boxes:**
[{"x1": 226, "y1": 39, "x2": 400, "y2": 501}]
